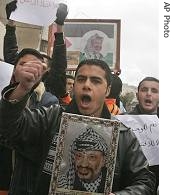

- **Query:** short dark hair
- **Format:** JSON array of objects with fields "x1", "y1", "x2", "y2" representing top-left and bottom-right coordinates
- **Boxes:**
[
  {"x1": 108, "y1": 74, "x2": 122, "y2": 98},
  {"x1": 66, "y1": 74, "x2": 75, "y2": 80},
  {"x1": 138, "y1": 77, "x2": 159, "y2": 91},
  {"x1": 75, "y1": 59, "x2": 112, "y2": 86},
  {"x1": 14, "y1": 48, "x2": 44, "y2": 65}
]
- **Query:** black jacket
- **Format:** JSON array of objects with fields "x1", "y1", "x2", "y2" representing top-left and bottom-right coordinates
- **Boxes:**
[
  {"x1": 1, "y1": 24, "x2": 65, "y2": 192},
  {"x1": 0, "y1": 90, "x2": 156, "y2": 195},
  {"x1": 3, "y1": 24, "x2": 18, "y2": 65},
  {"x1": 129, "y1": 104, "x2": 159, "y2": 118},
  {"x1": 0, "y1": 146, "x2": 12, "y2": 190},
  {"x1": 0, "y1": 81, "x2": 59, "y2": 191}
]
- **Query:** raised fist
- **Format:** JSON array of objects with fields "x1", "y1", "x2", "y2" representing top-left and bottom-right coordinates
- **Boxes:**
[
  {"x1": 6, "y1": 0, "x2": 17, "y2": 20},
  {"x1": 55, "y1": 3, "x2": 68, "y2": 25}
]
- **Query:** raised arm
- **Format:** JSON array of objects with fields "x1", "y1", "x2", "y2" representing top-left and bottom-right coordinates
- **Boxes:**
[
  {"x1": 3, "y1": 0, "x2": 18, "y2": 64},
  {"x1": 44, "y1": 3, "x2": 68, "y2": 98}
]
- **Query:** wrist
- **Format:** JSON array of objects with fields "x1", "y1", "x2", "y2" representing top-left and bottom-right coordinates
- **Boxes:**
[
  {"x1": 7, "y1": 84, "x2": 31, "y2": 101},
  {"x1": 7, "y1": 19, "x2": 15, "y2": 26},
  {"x1": 54, "y1": 22, "x2": 63, "y2": 32}
]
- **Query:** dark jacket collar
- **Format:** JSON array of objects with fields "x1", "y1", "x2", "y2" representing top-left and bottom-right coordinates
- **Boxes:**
[{"x1": 129, "y1": 104, "x2": 159, "y2": 118}]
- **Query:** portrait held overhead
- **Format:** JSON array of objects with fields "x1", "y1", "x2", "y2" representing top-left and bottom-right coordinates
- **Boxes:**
[
  {"x1": 48, "y1": 19, "x2": 121, "y2": 73},
  {"x1": 81, "y1": 33, "x2": 105, "y2": 60}
]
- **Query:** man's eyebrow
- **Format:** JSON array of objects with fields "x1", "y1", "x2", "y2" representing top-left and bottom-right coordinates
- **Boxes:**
[
  {"x1": 90, "y1": 76, "x2": 103, "y2": 80},
  {"x1": 77, "y1": 74, "x2": 102, "y2": 79},
  {"x1": 76, "y1": 74, "x2": 85, "y2": 77},
  {"x1": 76, "y1": 74, "x2": 105, "y2": 82},
  {"x1": 151, "y1": 87, "x2": 159, "y2": 92}
]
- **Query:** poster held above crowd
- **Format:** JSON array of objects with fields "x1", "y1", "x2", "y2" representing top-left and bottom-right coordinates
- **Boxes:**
[{"x1": 48, "y1": 19, "x2": 121, "y2": 74}]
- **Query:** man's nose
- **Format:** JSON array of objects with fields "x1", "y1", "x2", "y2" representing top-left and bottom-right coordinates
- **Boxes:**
[
  {"x1": 83, "y1": 79, "x2": 91, "y2": 89},
  {"x1": 80, "y1": 156, "x2": 89, "y2": 167},
  {"x1": 146, "y1": 89, "x2": 152, "y2": 95}
]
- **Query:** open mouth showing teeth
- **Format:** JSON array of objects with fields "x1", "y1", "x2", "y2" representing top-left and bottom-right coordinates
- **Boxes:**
[
  {"x1": 145, "y1": 99, "x2": 152, "y2": 104},
  {"x1": 81, "y1": 95, "x2": 91, "y2": 104}
]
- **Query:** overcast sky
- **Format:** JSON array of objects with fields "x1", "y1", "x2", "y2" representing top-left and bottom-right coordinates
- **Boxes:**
[{"x1": 66, "y1": 0, "x2": 159, "y2": 86}]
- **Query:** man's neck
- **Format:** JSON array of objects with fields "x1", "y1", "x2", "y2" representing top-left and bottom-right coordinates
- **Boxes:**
[{"x1": 138, "y1": 105, "x2": 157, "y2": 115}]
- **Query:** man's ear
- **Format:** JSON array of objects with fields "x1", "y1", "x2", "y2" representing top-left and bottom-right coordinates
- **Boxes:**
[{"x1": 105, "y1": 85, "x2": 111, "y2": 97}]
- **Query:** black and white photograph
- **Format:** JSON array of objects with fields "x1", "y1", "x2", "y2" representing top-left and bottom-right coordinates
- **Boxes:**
[{"x1": 49, "y1": 113, "x2": 120, "y2": 195}]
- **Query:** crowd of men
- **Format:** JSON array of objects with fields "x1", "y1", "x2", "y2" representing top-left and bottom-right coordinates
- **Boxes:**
[{"x1": 0, "y1": 1, "x2": 159, "y2": 195}]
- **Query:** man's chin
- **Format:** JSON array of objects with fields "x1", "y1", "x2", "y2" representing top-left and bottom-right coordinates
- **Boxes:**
[
  {"x1": 143, "y1": 107, "x2": 156, "y2": 113},
  {"x1": 78, "y1": 108, "x2": 93, "y2": 116},
  {"x1": 78, "y1": 174, "x2": 91, "y2": 181}
]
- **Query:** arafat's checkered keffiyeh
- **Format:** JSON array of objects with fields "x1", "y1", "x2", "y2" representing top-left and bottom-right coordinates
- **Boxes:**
[{"x1": 73, "y1": 127, "x2": 108, "y2": 155}]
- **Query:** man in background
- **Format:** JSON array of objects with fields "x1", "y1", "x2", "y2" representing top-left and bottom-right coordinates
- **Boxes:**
[
  {"x1": 66, "y1": 74, "x2": 74, "y2": 98},
  {"x1": 129, "y1": 76, "x2": 159, "y2": 194}
]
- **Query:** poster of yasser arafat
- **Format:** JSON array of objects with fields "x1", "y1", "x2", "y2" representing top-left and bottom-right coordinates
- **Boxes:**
[{"x1": 49, "y1": 112, "x2": 120, "y2": 195}]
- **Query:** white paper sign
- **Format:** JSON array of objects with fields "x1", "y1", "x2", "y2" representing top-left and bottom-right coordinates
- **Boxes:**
[
  {"x1": 0, "y1": 61, "x2": 14, "y2": 97},
  {"x1": 10, "y1": 0, "x2": 62, "y2": 26},
  {"x1": 115, "y1": 115, "x2": 159, "y2": 166}
]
